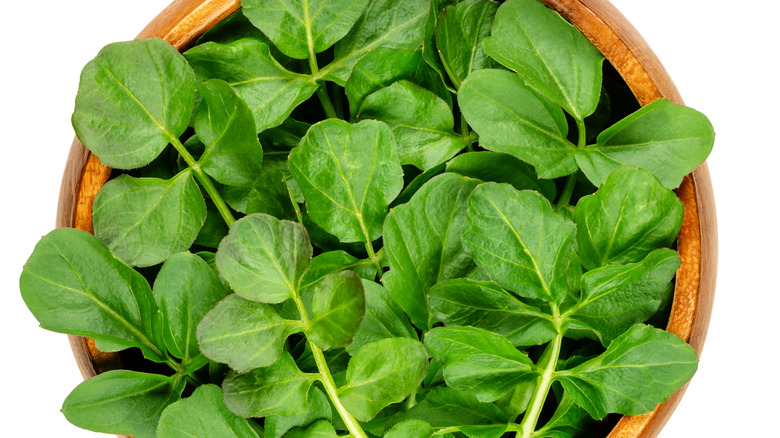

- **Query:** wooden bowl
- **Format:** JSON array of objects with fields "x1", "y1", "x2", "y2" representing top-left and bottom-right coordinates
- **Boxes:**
[{"x1": 55, "y1": 0, "x2": 717, "y2": 436}]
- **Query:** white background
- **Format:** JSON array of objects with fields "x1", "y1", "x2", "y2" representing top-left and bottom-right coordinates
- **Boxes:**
[{"x1": 0, "y1": 1, "x2": 776, "y2": 437}]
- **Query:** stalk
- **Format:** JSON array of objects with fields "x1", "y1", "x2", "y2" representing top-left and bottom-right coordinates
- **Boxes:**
[{"x1": 305, "y1": 13, "x2": 339, "y2": 120}]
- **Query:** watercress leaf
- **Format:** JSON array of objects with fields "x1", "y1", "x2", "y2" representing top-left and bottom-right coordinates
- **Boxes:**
[
  {"x1": 157, "y1": 384, "x2": 259, "y2": 438},
  {"x1": 463, "y1": 183, "x2": 578, "y2": 303},
  {"x1": 193, "y1": 79, "x2": 263, "y2": 187},
  {"x1": 216, "y1": 213, "x2": 312, "y2": 303},
  {"x1": 322, "y1": 0, "x2": 430, "y2": 85},
  {"x1": 383, "y1": 173, "x2": 480, "y2": 330},
  {"x1": 20, "y1": 228, "x2": 166, "y2": 362},
  {"x1": 568, "y1": 249, "x2": 680, "y2": 346},
  {"x1": 62, "y1": 370, "x2": 183, "y2": 438},
  {"x1": 91, "y1": 171, "x2": 206, "y2": 267},
  {"x1": 347, "y1": 279, "x2": 417, "y2": 354},
  {"x1": 578, "y1": 98, "x2": 715, "y2": 189},
  {"x1": 459, "y1": 69, "x2": 577, "y2": 179},
  {"x1": 482, "y1": 0, "x2": 604, "y2": 120},
  {"x1": 288, "y1": 119, "x2": 403, "y2": 243},
  {"x1": 428, "y1": 279, "x2": 557, "y2": 347},
  {"x1": 197, "y1": 294, "x2": 304, "y2": 372},
  {"x1": 390, "y1": 162, "x2": 446, "y2": 208},
  {"x1": 222, "y1": 155, "x2": 297, "y2": 220},
  {"x1": 494, "y1": 379, "x2": 536, "y2": 418},
  {"x1": 338, "y1": 338, "x2": 429, "y2": 421},
  {"x1": 153, "y1": 252, "x2": 228, "y2": 365},
  {"x1": 259, "y1": 117, "x2": 311, "y2": 149},
  {"x1": 446, "y1": 151, "x2": 556, "y2": 202},
  {"x1": 385, "y1": 419, "x2": 433, "y2": 438},
  {"x1": 300, "y1": 250, "x2": 360, "y2": 292},
  {"x1": 346, "y1": 48, "x2": 451, "y2": 119},
  {"x1": 574, "y1": 165, "x2": 684, "y2": 270},
  {"x1": 534, "y1": 394, "x2": 592, "y2": 438},
  {"x1": 436, "y1": 0, "x2": 499, "y2": 88},
  {"x1": 196, "y1": 251, "x2": 231, "y2": 290},
  {"x1": 392, "y1": 386, "x2": 508, "y2": 430},
  {"x1": 306, "y1": 270, "x2": 366, "y2": 350},
  {"x1": 422, "y1": 0, "x2": 457, "y2": 91},
  {"x1": 195, "y1": 200, "x2": 230, "y2": 248},
  {"x1": 358, "y1": 80, "x2": 467, "y2": 170},
  {"x1": 184, "y1": 39, "x2": 318, "y2": 133},
  {"x1": 266, "y1": 387, "x2": 332, "y2": 438},
  {"x1": 425, "y1": 326, "x2": 537, "y2": 402},
  {"x1": 242, "y1": 0, "x2": 370, "y2": 60},
  {"x1": 556, "y1": 324, "x2": 698, "y2": 419},
  {"x1": 72, "y1": 38, "x2": 194, "y2": 169},
  {"x1": 284, "y1": 420, "x2": 337, "y2": 438},
  {"x1": 223, "y1": 351, "x2": 319, "y2": 418}
]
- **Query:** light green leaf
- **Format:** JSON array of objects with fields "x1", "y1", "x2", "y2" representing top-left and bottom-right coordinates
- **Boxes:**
[
  {"x1": 574, "y1": 165, "x2": 683, "y2": 270},
  {"x1": 185, "y1": 39, "x2": 318, "y2": 132},
  {"x1": 338, "y1": 338, "x2": 429, "y2": 421},
  {"x1": 306, "y1": 270, "x2": 366, "y2": 350},
  {"x1": 358, "y1": 80, "x2": 467, "y2": 170},
  {"x1": 392, "y1": 386, "x2": 508, "y2": 430},
  {"x1": 289, "y1": 119, "x2": 403, "y2": 243},
  {"x1": 446, "y1": 151, "x2": 556, "y2": 201},
  {"x1": 347, "y1": 279, "x2": 417, "y2": 354},
  {"x1": 223, "y1": 351, "x2": 318, "y2": 418},
  {"x1": 157, "y1": 384, "x2": 260, "y2": 438},
  {"x1": 284, "y1": 420, "x2": 337, "y2": 438},
  {"x1": 494, "y1": 379, "x2": 536, "y2": 418},
  {"x1": 578, "y1": 98, "x2": 715, "y2": 189},
  {"x1": 483, "y1": 0, "x2": 604, "y2": 120},
  {"x1": 72, "y1": 38, "x2": 194, "y2": 169},
  {"x1": 556, "y1": 324, "x2": 698, "y2": 419},
  {"x1": 20, "y1": 228, "x2": 166, "y2": 362},
  {"x1": 62, "y1": 370, "x2": 182, "y2": 438},
  {"x1": 322, "y1": 0, "x2": 430, "y2": 85},
  {"x1": 425, "y1": 326, "x2": 537, "y2": 402},
  {"x1": 266, "y1": 387, "x2": 332, "y2": 438},
  {"x1": 216, "y1": 213, "x2": 312, "y2": 303},
  {"x1": 459, "y1": 69, "x2": 576, "y2": 179},
  {"x1": 463, "y1": 183, "x2": 578, "y2": 303},
  {"x1": 385, "y1": 419, "x2": 433, "y2": 438},
  {"x1": 193, "y1": 79, "x2": 263, "y2": 187},
  {"x1": 383, "y1": 173, "x2": 480, "y2": 329},
  {"x1": 92, "y1": 172, "x2": 206, "y2": 267},
  {"x1": 436, "y1": 0, "x2": 498, "y2": 88},
  {"x1": 428, "y1": 279, "x2": 557, "y2": 347}
]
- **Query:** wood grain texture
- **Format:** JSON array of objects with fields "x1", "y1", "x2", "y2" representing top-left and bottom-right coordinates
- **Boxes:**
[{"x1": 55, "y1": 1, "x2": 717, "y2": 437}]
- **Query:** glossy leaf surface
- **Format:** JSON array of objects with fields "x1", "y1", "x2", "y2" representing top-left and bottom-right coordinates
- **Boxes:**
[
  {"x1": 265, "y1": 387, "x2": 332, "y2": 438},
  {"x1": 395, "y1": 387, "x2": 508, "y2": 430},
  {"x1": 385, "y1": 419, "x2": 433, "y2": 438},
  {"x1": 347, "y1": 279, "x2": 417, "y2": 354},
  {"x1": 436, "y1": 0, "x2": 498, "y2": 88},
  {"x1": 306, "y1": 270, "x2": 366, "y2": 350},
  {"x1": 446, "y1": 151, "x2": 556, "y2": 201},
  {"x1": 157, "y1": 384, "x2": 259, "y2": 438}
]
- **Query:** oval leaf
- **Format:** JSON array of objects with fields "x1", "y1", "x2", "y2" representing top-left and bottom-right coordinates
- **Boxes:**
[
  {"x1": 306, "y1": 270, "x2": 366, "y2": 350},
  {"x1": 446, "y1": 151, "x2": 556, "y2": 201},
  {"x1": 346, "y1": 279, "x2": 417, "y2": 354},
  {"x1": 157, "y1": 384, "x2": 260, "y2": 438}
]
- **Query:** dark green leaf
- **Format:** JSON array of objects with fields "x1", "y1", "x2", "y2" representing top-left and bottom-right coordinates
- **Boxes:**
[
  {"x1": 72, "y1": 38, "x2": 194, "y2": 169},
  {"x1": 157, "y1": 384, "x2": 259, "y2": 438},
  {"x1": 534, "y1": 395, "x2": 592, "y2": 438},
  {"x1": 347, "y1": 279, "x2": 417, "y2": 354},
  {"x1": 300, "y1": 251, "x2": 361, "y2": 291},
  {"x1": 195, "y1": 200, "x2": 230, "y2": 248},
  {"x1": 285, "y1": 420, "x2": 337, "y2": 438},
  {"x1": 62, "y1": 370, "x2": 182, "y2": 438},
  {"x1": 92, "y1": 172, "x2": 207, "y2": 267},
  {"x1": 392, "y1": 386, "x2": 508, "y2": 429},
  {"x1": 289, "y1": 119, "x2": 403, "y2": 243},
  {"x1": 422, "y1": 0, "x2": 457, "y2": 91},
  {"x1": 436, "y1": 0, "x2": 498, "y2": 88},
  {"x1": 459, "y1": 69, "x2": 576, "y2": 179},
  {"x1": 483, "y1": 0, "x2": 604, "y2": 120},
  {"x1": 222, "y1": 155, "x2": 297, "y2": 220},
  {"x1": 20, "y1": 228, "x2": 166, "y2": 362},
  {"x1": 259, "y1": 117, "x2": 311, "y2": 149},
  {"x1": 445, "y1": 151, "x2": 556, "y2": 201},
  {"x1": 266, "y1": 387, "x2": 332, "y2": 438},
  {"x1": 306, "y1": 270, "x2": 366, "y2": 350},
  {"x1": 494, "y1": 379, "x2": 535, "y2": 418},
  {"x1": 385, "y1": 419, "x2": 433, "y2": 438}
]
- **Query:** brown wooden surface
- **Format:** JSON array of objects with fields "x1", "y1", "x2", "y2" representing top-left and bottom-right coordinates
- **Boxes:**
[{"x1": 56, "y1": 0, "x2": 717, "y2": 437}]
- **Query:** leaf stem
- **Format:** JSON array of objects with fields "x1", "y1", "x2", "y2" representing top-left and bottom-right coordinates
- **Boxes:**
[
  {"x1": 555, "y1": 173, "x2": 577, "y2": 209},
  {"x1": 168, "y1": 135, "x2": 236, "y2": 228},
  {"x1": 284, "y1": 178, "x2": 304, "y2": 224},
  {"x1": 307, "y1": 41, "x2": 339, "y2": 120},
  {"x1": 460, "y1": 113, "x2": 474, "y2": 152},
  {"x1": 576, "y1": 117, "x2": 587, "y2": 148},
  {"x1": 248, "y1": 419, "x2": 265, "y2": 437}
]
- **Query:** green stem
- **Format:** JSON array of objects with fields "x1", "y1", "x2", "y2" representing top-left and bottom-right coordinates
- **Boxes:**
[
  {"x1": 248, "y1": 420, "x2": 265, "y2": 437},
  {"x1": 311, "y1": 341, "x2": 368, "y2": 438},
  {"x1": 406, "y1": 384, "x2": 419, "y2": 410},
  {"x1": 576, "y1": 117, "x2": 587, "y2": 148},
  {"x1": 168, "y1": 135, "x2": 236, "y2": 228},
  {"x1": 555, "y1": 173, "x2": 577, "y2": 209},
  {"x1": 316, "y1": 86, "x2": 339, "y2": 119},
  {"x1": 460, "y1": 113, "x2": 474, "y2": 152},
  {"x1": 185, "y1": 373, "x2": 204, "y2": 387},
  {"x1": 284, "y1": 178, "x2": 304, "y2": 224}
]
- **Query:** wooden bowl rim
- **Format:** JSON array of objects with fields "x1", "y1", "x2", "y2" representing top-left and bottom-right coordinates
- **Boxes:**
[{"x1": 55, "y1": 1, "x2": 717, "y2": 437}]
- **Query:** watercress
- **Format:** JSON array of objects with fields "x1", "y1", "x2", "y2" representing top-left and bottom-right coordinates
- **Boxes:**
[{"x1": 20, "y1": 0, "x2": 714, "y2": 437}]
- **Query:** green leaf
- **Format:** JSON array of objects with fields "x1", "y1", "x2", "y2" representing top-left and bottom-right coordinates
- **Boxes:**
[
  {"x1": 195, "y1": 200, "x2": 230, "y2": 248},
  {"x1": 446, "y1": 151, "x2": 556, "y2": 201},
  {"x1": 266, "y1": 387, "x2": 332, "y2": 438},
  {"x1": 393, "y1": 386, "x2": 508, "y2": 430},
  {"x1": 347, "y1": 279, "x2": 417, "y2": 354},
  {"x1": 574, "y1": 165, "x2": 684, "y2": 270},
  {"x1": 72, "y1": 38, "x2": 194, "y2": 169},
  {"x1": 185, "y1": 39, "x2": 318, "y2": 132},
  {"x1": 358, "y1": 80, "x2": 467, "y2": 170},
  {"x1": 463, "y1": 183, "x2": 578, "y2": 303},
  {"x1": 383, "y1": 173, "x2": 480, "y2": 329},
  {"x1": 534, "y1": 395, "x2": 592, "y2": 438},
  {"x1": 216, "y1": 213, "x2": 312, "y2": 303},
  {"x1": 284, "y1": 420, "x2": 337, "y2": 438},
  {"x1": 306, "y1": 270, "x2": 366, "y2": 350},
  {"x1": 193, "y1": 79, "x2": 263, "y2": 187},
  {"x1": 494, "y1": 379, "x2": 536, "y2": 418},
  {"x1": 289, "y1": 119, "x2": 404, "y2": 243},
  {"x1": 556, "y1": 324, "x2": 698, "y2": 419},
  {"x1": 436, "y1": 0, "x2": 498, "y2": 88},
  {"x1": 422, "y1": 0, "x2": 456, "y2": 90},
  {"x1": 578, "y1": 98, "x2": 715, "y2": 189},
  {"x1": 483, "y1": 0, "x2": 604, "y2": 120},
  {"x1": 459, "y1": 69, "x2": 576, "y2": 179},
  {"x1": 157, "y1": 384, "x2": 260, "y2": 438},
  {"x1": 241, "y1": 0, "x2": 370, "y2": 59},
  {"x1": 197, "y1": 294, "x2": 304, "y2": 372},
  {"x1": 338, "y1": 338, "x2": 429, "y2": 421},
  {"x1": 345, "y1": 48, "x2": 451, "y2": 118},
  {"x1": 222, "y1": 155, "x2": 297, "y2": 220},
  {"x1": 385, "y1": 419, "x2": 433, "y2": 438},
  {"x1": 20, "y1": 228, "x2": 166, "y2": 362},
  {"x1": 428, "y1": 279, "x2": 557, "y2": 347},
  {"x1": 62, "y1": 370, "x2": 182, "y2": 438},
  {"x1": 223, "y1": 351, "x2": 318, "y2": 418},
  {"x1": 568, "y1": 249, "x2": 681, "y2": 345},
  {"x1": 425, "y1": 326, "x2": 537, "y2": 402},
  {"x1": 322, "y1": 0, "x2": 430, "y2": 85},
  {"x1": 91, "y1": 172, "x2": 206, "y2": 267},
  {"x1": 153, "y1": 252, "x2": 228, "y2": 364}
]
